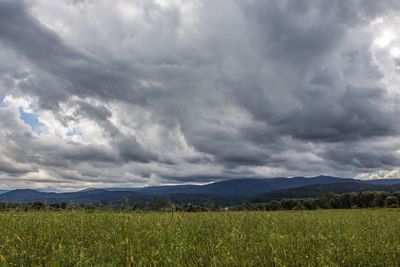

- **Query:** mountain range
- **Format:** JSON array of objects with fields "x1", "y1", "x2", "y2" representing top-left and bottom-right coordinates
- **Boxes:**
[{"x1": 1, "y1": 176, "x2": 400, "y2": 205}]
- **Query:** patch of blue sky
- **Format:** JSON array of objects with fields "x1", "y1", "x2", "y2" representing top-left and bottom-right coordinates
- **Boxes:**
[
  {"x1": 18, "y1": 106, "x2": 41, "y2": 133},
  {"x1": 66, "y1": 128, "x2": 81, "y2": 137}
]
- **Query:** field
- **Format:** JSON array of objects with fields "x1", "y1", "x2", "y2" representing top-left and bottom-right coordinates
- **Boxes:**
[{"x1": 0, "y1": 209, "x2": 400, "y2": 266}]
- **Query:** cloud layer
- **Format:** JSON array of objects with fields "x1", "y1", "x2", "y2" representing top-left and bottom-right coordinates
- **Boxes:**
[{"x1": 1, "y1": 0, "x2": 400, "y2": 189}]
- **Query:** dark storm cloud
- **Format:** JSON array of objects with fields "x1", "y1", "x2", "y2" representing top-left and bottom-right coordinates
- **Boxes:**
[
  {"x1": 114, "y1": 136, "x2": 157, "y2": 163},
  {"x1": 0, "y1": 0, "x2": 400, "y2": 188},
  {"x1": 0, "y1": 0, "x2": 163, "y2": 108},
  {"x1": 0, "y1": 160, "x2": 31, "y2": 175},
  {"x1": 232, "y1": 0, "x2": 398, "y2": 142},
  {"x1": 75, "y1": 102, "x2": 112, "y2": 122},
  {"x1": 326, "y1": 148, "x2": 400, "y2": 169}
]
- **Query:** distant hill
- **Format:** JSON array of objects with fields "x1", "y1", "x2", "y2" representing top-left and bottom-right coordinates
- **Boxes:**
[
  {"x1": 0, "y1": 189, "x2": 152, "y2": 205},
  {"x1": 0, "y1": 189, "x2": 57, "y2": 202},
  {"x1": 119, "y1": 175, "x2": 360, "y2": 197},
  {"x1": 254, "y1": 182, "x2": 400, "y2": 202},
  {"x1": 1, "y1": 176, "x2": 400, "y2": 205},
  {"x1": 363, "y1": 179, "x2": 400, "y2": 185},
  {"x1": 0, "y1": 188, "x2": 235, "y2": 205},
  {"x1": 0, "y1": 190, "x2": 9, "y2": 195}
]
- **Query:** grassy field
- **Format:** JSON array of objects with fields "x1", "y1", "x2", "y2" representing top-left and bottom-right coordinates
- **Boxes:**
[{"x1": 0, "y1": 209, "x2": 400, "y2": 266}]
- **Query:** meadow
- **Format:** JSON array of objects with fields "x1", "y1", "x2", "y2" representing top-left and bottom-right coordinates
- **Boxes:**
[{"x1": 0, "y1": 209, "x2": 400, "y2": 266}]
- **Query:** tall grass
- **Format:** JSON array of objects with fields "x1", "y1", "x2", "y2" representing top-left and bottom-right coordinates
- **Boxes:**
[{"x1": 0, "y1": 209, "x2": 400, "y2": 266}]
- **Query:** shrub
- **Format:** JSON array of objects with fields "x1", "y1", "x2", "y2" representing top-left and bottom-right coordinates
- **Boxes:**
[{"x1": 385, "y1": 196, "x2": 399, "y2": 208}]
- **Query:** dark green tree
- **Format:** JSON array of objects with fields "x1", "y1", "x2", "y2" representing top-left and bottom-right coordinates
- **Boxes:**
[{"x1": 385, "y1": 196, "x2": 399, "y2": 208}]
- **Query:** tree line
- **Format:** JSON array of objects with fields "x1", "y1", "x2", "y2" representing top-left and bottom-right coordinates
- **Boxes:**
[
  {"x1": 0, "y1": 198, "x2": 220, "y2": 212},
  {"x1": 236, "y1": 191, "x2": 400, "y2": 211},
  {"x1": 2, "y1": 191, "x2": 400, "y2": 212}
]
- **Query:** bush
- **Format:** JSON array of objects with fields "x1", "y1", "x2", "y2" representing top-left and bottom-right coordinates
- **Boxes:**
[{"x1": 385, "y1": 196, "x2": 399, "y2": 208}]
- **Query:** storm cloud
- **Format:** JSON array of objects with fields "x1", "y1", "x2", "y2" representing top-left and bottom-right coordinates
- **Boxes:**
[{"x1": 1, "y1": 0, "x2": 400, "y2": 189}]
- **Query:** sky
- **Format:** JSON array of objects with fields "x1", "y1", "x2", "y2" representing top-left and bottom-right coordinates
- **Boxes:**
[{"x1": 1, "y1": 0, "x2": 400, "y2": 190}]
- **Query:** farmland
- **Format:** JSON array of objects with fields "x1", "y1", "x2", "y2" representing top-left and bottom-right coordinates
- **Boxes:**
[{"x1": 1, "y1": 209, "x2": 400, "y2": 266}]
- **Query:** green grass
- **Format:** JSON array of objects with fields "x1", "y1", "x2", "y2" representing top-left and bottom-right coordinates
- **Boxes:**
[{"x1": 1, "y1": 209, "x2": 400, "y2": 266}]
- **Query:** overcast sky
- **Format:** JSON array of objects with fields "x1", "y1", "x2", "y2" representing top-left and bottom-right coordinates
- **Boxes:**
[{"x1": 1, "y1": 0, "x2": 400, "y2": 190}]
